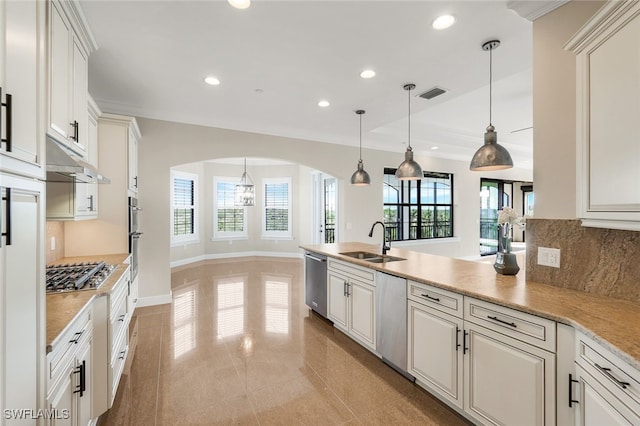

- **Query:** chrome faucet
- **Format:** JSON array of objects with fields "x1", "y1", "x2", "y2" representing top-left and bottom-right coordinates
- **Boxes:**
[{"x1": 368, "y1": 221, "x2": 390, "y2": 255}]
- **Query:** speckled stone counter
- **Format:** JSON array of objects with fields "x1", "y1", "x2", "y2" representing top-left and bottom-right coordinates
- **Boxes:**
[
  {"x1": 46, "y1": 253, "x2": 131, "y2": 352},
  {"x1": 300, "y1": 242, "x2": 640, "y2": 370}
]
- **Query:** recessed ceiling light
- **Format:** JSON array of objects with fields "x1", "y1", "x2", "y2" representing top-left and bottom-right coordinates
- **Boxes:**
[
  {"x1": 204, "y1": 76, "x2": 220, "y2": 86},
  {"x1": 318, "y1": 100, "x2": 330, "y2": 108},
  {"x1": 228, "y1": 0, "x2": 250, "y2": 10},
  {"x1": 360, "y1": 69, "x2": 376, "y2": 79},
  {"x1": 431, "y1": 146, "x2": 439, "y2": 150},
  {"x1": 432, "y1": 14, "x2": 456, "y2": 30}
]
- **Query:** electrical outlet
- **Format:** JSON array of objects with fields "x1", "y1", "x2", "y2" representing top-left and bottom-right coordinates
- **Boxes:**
[{"x1": 538, "y1": 247, "x2": 561, "y2": 268}]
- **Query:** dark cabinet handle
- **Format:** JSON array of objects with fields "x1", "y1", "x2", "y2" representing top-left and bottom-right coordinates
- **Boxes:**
[
  {"x1": 595, "y1": 363, "x2": 631, "y2": 389},
  {"x1": 455, "y1": 327, "x2": 461, "y2": 351},
  {"x1": 70, "y1": 120, "x2": 79, "y2": 142},
  {"x1": 118, "y1": 314, "x2": 126, "y2": 322},
  {"x1": 1, "y1": 188, "x2": 11, "y2": 247},
  {"x1": 118, "y1": 350, "x2": 126, "y2": 360},
  {"x1": 421, "y1": 293, "x2": 440, "y2": 302},
  {"x1": 568, "y1": 373, "x2": 579, "y2": 407},
  {"x1": 73, "y1": 360, "x2": 86, "y2": 397},
  {"x1": 88, "y1": 195, "x2": 94, "y2": 211},
  {"x1": 69, "y1": 330, "x2": 84, "y2": 344},
  {"x1": 487, "y1": 315, "x2": 517, "y2": 328},
  {"x1": 463, "y1": 330, "x2": 469, "y2": 355},
  {"x1": 1, "y1": 88, "x2": 12, "y2": 152},
  {"x1": 133, "y1": 176, "x2": 138, "y2": 188}
]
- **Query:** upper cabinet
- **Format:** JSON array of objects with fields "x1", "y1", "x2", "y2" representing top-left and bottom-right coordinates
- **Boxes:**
[
  {"x1": 0, "y1": 0, "x2": 46, "y2": 178},
  {"x1": 566, "y1": 1, "x2": 640, "y2": 231},
  {"x1": 127, "y1": 126, "x2": 139, "y2": 195},
  {"x1": 47, "y1": 0, "x2": 97, "y2": 158}
]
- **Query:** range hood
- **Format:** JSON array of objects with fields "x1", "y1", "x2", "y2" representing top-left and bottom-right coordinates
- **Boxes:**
[{"x1": 46, "y1": 137, "x2": 110, "y2": 184}]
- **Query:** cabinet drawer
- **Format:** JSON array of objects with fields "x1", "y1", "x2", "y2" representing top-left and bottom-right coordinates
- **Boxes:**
[
  {"x1": 464, "y1": 297, "x2": 556, "y2": 352},
  {"x1": 408, "y1": 280, "x2": 463, "y2": 318},
  {"x1": 109, "y1": 287, "x2": 128, "y2": 356},
  {"x1": 48, "y1": 306, "x2": 91, "y2": 387},
  {"x1": 577, "y1": 332, "x2": 640, "y2": 410},
  {"x1": 328, "y1": 258, "x2": 375, "y2": 285},
  {"x1": 109, "y1": 324, "x2": 128, "y2": 404}
]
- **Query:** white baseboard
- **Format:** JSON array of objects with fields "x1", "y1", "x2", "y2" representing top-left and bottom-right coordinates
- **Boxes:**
[
  {"x1": 169, "y1": 251, "x2": 303, "y2": 269},
  {"x1": 137, "y1": 292, "x2": 173, "y2": 307}
]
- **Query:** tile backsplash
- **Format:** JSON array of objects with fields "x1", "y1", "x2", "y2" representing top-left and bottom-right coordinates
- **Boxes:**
[
  {"x1": 46, "y1": 221, "x2": 65, "y2": 264},
  {"x1": 526, "y1": 219, "x2": 640, "y2": 304}
]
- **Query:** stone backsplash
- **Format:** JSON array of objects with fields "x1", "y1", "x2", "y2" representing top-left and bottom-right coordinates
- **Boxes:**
[{"x1": 526, "y1": 219, "x2": 640, "y2": 303}]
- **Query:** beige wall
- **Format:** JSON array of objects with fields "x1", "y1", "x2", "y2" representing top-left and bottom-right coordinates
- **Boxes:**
[
  {"x1": 137, "y1": 118, "x2": 532, "y2": 301},
  {"x1": 532, "y1": 0, "x2": 605, "y2": 218}
]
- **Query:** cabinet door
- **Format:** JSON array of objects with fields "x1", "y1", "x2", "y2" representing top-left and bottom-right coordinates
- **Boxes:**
[
  {"x1": 1, "y1": 177, "x2": 42, "y2": 422},
  {"x1": 2, "y1": 0, "x2": 39, "y2": 165},
  {"x1": 74, "y1": 182, "x2": 97, "y2": 218},
  {"x1": 327, "y1": 271, "x2": 347, "y2": 330},
  {"x1": 127, "y1": 129, "x2": 138, "y2": 193},
  {"x1": 348, "y1": 279, "x2": 375, "y2": 348},
  {"x1": 464, "y1": 323, "x2": 555, "y2": 426},
  {"x1": 48, "y1": 367, "x2": 74, "y2": 426},
  {"x1": 70, "y1": 37, "x2": 87, "y2": 155},
  {"x1": 49, "y1": 2, "x2": 71, "y2": 143},
  {"x1": 408, "y1": 300, "x2": 463, "y2": 409},
  {"x1": 75, "y1": 338, "x2": 92, "y2": 426}
]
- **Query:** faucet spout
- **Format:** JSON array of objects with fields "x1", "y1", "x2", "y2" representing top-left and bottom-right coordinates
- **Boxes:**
[{"x1": 368, "y1": 221, "x2": 390, "y2": 255}]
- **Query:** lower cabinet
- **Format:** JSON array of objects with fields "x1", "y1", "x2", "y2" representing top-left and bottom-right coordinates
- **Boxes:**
[
  {"x1": 570, "y1": 332, "x2": 640, "y2": 425},
  {"x1": 327, "y1": 259, "x2": 376, "y2": 351},
  {"x1": 408, "y1": 280, "x2": 556, "y2": 426}
]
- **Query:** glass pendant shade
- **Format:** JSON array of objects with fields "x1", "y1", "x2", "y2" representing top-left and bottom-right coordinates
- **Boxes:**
[
  {"x1": 350, "y1": 160, "x2": 371, "y2": 186},
  {"x1": 235, "y1": 160, "x2": 255, "y2": 206},
  {"x1": 470, "y1": 40, "x2": 513, "y2": 171},
  {"x1": 469, "y1": 125, "x2": 513, "y2": 171},
  {"x1": 396, "y1": 83, "x2": 424, "y2": 180},
  {"x1": 350, "y1": 109, "x2": 371, "y2": 186}
]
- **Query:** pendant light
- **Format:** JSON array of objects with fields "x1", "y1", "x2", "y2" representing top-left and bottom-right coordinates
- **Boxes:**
[
  {"x1": 395, "y1": 83, "x2": 424, "y2": 180},
  {"x1": 350, "y1": 109, "x2": 371, "y2": 186},
  {"x1": 234, "y1": 158, "x2": 255, "y2": 206},
  {"x1": 470, "y1": 40, "x2": 514, "y2": 171}
]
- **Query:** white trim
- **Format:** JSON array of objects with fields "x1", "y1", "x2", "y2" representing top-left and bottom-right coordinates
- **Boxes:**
[
  {"x1": 170, "y1": 251, "x2": 304, "y2": 269},
  {"x1": 171, "y1": 170, "x2": 199, "y2": 245},
  {"x1": 136, "y1": 292, "x2": 173, "y2": 307},
  {"x1": 506, "y1": 0, "x2": 569, "y2": 22}
]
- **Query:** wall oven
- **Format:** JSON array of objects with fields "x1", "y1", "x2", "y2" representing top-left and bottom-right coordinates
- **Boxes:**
[{"x1": 128, "y1": 197, "x2": 142, "y2": 280}]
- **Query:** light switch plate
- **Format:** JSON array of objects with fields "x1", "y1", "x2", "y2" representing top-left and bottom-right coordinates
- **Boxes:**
[
  {"x1": 50, "y1": 236, "x2": 56, "y2": 251},
  {"x1": 538, "y1": 247, "x2": 561, "y2": 268}
]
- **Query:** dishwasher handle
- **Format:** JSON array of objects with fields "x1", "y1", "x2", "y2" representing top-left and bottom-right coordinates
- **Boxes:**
[{"x1": 304, "y1": 253, "x2": 326, "y2": 263}]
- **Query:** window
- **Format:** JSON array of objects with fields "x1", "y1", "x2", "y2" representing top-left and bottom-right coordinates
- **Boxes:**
[
  {"x1": 262, "y1": 177, "x2": 292, "y2": 239},
  {"x1": 171, "y1": 171, "x2": 198, "y2": 244},
  {"x1": 213, "y1": 177, "x2": 247, "y2": 239},
  {"x1": 383, "y1": 168, "x2": 453, "y2": 241}
]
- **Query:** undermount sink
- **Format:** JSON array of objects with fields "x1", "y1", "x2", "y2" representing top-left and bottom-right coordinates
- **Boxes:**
[{"x1": 339, "y1": 251, "x2": 406, "y2": 263}]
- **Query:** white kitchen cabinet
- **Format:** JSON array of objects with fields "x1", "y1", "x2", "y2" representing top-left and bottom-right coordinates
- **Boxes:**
[
  {"x1": 566, "y1": 1, "x2": 640, "y2": 231},
  {"x1": 0, "y1": 173, "x2": 44, "y2": 424},
  {"x1": 47, "y1": 367, "x2": 73, "y2": 426},
  {"x1": 571, "y1": 332, "x2": 640, "y2": 425},
  {"x1": 47, "y1": 0, "x2": 96, "y2": 156},
  {"x1": 127, "y1": 128, "x2": 139, "y2": 194},
  {"x1": 327, "y1": 259, "x2": 376, "y2": 351},
  {"x1": 0, "y1": 0, "x2": 45, "y2": 178}
]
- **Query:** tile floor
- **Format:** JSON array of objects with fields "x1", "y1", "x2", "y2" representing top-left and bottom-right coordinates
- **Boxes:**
[{"x1": 99, "y1": 257, "x2": 471, "y2": 425}]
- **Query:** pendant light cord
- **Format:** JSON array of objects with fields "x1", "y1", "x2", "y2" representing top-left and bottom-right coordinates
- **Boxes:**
[
  {"x1": 359, "y1": 113, "x2": 363, "y2": 161},
  {"x1": 489, "y1": 46, "x2": 493, "y2": 126},
  {"x1": 407, "y1": 85, "x2": 411, "y2": 149}
]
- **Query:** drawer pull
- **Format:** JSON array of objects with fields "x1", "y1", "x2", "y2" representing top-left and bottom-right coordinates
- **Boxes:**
[
  {"x1": 421, "y1": 293, "x2": 440, "y2": 302},
  {"x1": 595, "y1": 363, "x2": 631, "y2": 389},
  {"x1": 487, "y1": 315, "x2": 517, "y2": 328},
  {"x1": 69, "y1": 330, "x2": 84, "y2": 344},
  {"x1": 118, "y1": 314, "x2": 126, "y2": 322},
  {"x1": 118, "y1": 350, "x2": 126, "y2": 360}
]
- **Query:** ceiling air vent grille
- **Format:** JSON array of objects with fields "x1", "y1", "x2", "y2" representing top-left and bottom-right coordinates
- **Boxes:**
[{"x1": 418, "y1": 87, "x2": 447, "y2": 100}]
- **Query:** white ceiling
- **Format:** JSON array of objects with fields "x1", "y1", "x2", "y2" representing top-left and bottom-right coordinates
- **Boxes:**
[{"x1": 80, "y1": 0, "x2": 539, "y2": 169}]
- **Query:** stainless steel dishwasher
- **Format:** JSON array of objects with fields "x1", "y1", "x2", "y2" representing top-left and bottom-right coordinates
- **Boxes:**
[
  {"x1": 376, "y1": 272, "x2": 415, "y2": 380},
  {"x1": 304, "y1": 252, "x2": 328, "y2": 318}
]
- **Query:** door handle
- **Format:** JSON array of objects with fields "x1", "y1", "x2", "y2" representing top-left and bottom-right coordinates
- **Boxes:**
[
  {"x1": 70, "y1": 120, "x2": 79, "y2": 142},
  {"x1": 88, "y1": 195, "x2": 94, "y2": 211},
  {"x1": 455, "y1": 327, "x2": 461, "y2": 351},
  {"x1": 1, "y1": 188, "x2": 11, "y2": 247},
  {"x1": 0, "y1": 88, "x2": 12, "y2": 152},
  {"x1": 463, "y1": 330, "x2": 469, "y2": 355},
  {"x1": 568, "y1": 373, "x2": 579, "y2": 407}
]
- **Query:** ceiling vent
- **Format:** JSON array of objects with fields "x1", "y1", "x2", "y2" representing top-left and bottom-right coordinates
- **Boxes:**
[{"x1": 418, "y1": 87, "x2": 447, "y2": 100}]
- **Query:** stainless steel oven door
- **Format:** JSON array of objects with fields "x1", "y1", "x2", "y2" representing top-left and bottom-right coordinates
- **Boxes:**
[{"x1": 130, "y1": 231, "x2": 141, "y2": 280}]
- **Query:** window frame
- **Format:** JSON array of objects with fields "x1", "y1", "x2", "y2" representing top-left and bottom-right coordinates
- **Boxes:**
[
  {"x1": 171, "y1": 170, "x2": 199, "y2": 245},
  {"x1": 213, "y1": 176, "x2": 249, "y2": 240},
  {"x1": 383, "y1": 168, "x2": 454, "y2": 241},
  {"x1": 262, "y1": 177, "x2": 292, "y2": 239}
]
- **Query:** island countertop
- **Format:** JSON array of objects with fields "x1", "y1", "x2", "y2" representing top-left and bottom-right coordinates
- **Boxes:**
[{"x1": 300, "y1": 242, "x2": 640, "y2": 370}]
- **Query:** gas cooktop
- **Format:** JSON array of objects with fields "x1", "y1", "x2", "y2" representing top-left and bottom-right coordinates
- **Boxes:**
[{"x1": 46, "y1": 261, "x2": 115, "y2": 293}]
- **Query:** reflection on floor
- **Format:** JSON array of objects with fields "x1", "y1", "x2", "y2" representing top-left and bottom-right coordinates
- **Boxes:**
[{"x1": 99, "y1": 257, "x2": 471, "y2": 425}]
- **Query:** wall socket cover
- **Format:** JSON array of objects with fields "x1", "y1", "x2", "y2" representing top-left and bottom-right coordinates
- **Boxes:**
[{"x1": 538, "y1": 247, "x2": 561, "y2": 268}]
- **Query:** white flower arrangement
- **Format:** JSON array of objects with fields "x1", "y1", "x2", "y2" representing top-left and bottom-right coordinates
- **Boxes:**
[{"x1": 497, "y1": 206, "x2": 525, "y2": 228}]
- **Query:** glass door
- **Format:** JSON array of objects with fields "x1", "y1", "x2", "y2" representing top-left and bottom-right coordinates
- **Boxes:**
[{"x1": 479, "y1": 179, "x2": 512, "y2": 255}]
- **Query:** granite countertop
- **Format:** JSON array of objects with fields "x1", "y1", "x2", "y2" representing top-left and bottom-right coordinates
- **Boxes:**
[
  {"x1": 46, "y1": 253, "x2": 131, "y2": 353},
  {"x1": 300, "y1": 242, "x2": 640, "y2": 370}
]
